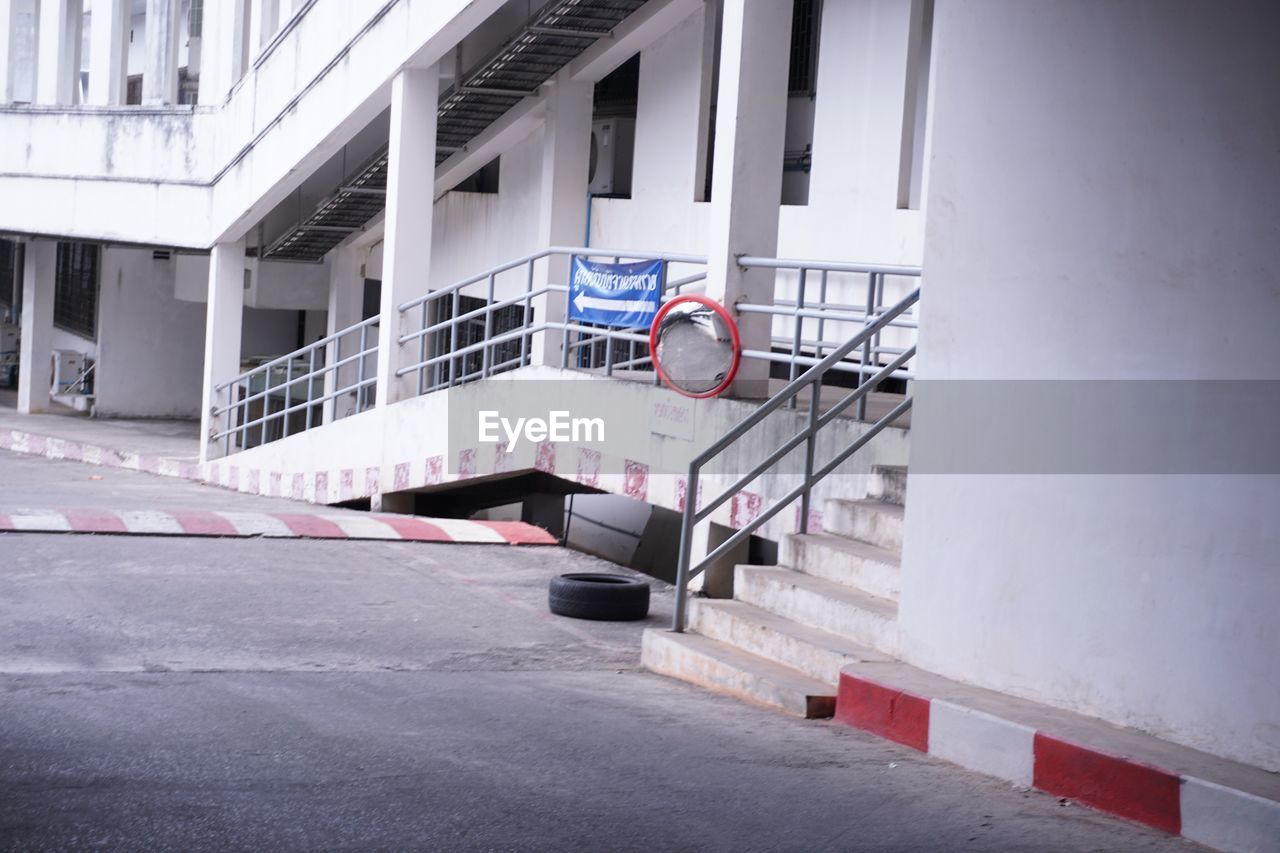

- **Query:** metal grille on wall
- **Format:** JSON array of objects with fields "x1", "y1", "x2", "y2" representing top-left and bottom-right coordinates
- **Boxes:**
[
  {"x1": 789, "y1": 0, "x2": 822, "y2": 96},
  {"x1": 0, "y1": 240, "x2": 16, "y2": 309},
  {"x1": 189, "y1": 0, "x2": 203, "y2": 38},
  {"x1": 53, "y1": 242, "x2": 100, "y2": 340},
  {"x1": 261, "y1": 0, "x2": 647, "y2": 262},
  {"x1": 430, "y1": 294, "x2": 529, "y2": 385}
]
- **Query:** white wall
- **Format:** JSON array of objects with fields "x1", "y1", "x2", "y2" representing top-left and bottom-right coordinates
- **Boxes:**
[
  {"x1": 900, "y1": 0, "x2": 1280, "y2": 771},
  {"x1": 93, "y1": 247, "x2": 206, "y2": 418}
]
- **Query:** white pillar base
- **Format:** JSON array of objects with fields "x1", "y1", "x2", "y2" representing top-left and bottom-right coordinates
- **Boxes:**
[{"x1": 17, "y1": 241, "x2": 55, "y2": 415}]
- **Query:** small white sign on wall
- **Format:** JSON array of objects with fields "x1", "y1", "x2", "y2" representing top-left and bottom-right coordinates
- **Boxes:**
[{"x1": 651, "y1": 397, "x2": 695, "y2": 441}]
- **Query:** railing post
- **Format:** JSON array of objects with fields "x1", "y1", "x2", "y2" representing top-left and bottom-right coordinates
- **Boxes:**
[
  {"x1": 800, "y1": 378, "x2": 821, "y2": 533},
  {"x1": 282, "y1": 358, "x2": 293, "y2": 439},
  {"x1": 857, "y1": 272, "x2": 878, "y2": 421},
  {"x1": 522, "y1": 260, "x2": 535, "y2": 369},
  {"x1": 356, "y1": 323, "x2": 367, "y2": 412},
  {"x1": 789, "y1": 268, "x2": 807, "y2": 408},
  {"x1": 306, "y1": 347, "x2": 316, "y2": 431},
  {"x1": 672, "y1": 466, "x2": 700, "y2": 632},
  {"x1": 817, "y1": 269, "x2": 829, "y2": 357},
  {"x1": 449, "y1": 290, "x2": 460, "y2": 387},
  {"x1": 483, "y1": 273, "x2": 495, "y2": 377},
  {"x1": 418, "y1": 302, "x2": 428, "y2": 396}
]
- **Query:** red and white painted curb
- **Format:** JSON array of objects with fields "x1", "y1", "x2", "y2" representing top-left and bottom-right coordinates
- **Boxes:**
[
  {"x1": 0, "y1": 508, "x2": 557, "y2": 545},
  {"x1": 835, "y1": 671, "x2": 1280, "y2": 852},
  {"x1": 0, "y1": 429, "x2": 200, "y2": 480}
]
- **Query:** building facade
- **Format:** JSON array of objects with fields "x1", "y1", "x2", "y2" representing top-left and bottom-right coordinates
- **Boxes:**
[{"x1": 0, "y1": 0, "x2": 1276, "y2": 795}]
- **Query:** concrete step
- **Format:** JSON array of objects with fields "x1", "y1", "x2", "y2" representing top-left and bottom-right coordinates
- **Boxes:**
[
  {"x1": 824, "y1": 498, "x2": 905, "y2": 552},
  {"x1": 780, "y1": 532, "x2": 901, "y2": 601},
  {"x1": 869, "y1": 464, "x2": 908, "y2": 506},
  {"x1": 734, "y1": 566, "x2": 899, "y2": 655},
  {"x1": 641, "y1": 628, "x2": 836, "y2": 718},
  {"x1": 689, "y1": 597, "x2": 889, "y2": 684}
]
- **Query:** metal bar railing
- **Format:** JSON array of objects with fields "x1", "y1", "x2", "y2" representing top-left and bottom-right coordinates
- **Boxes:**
[
  {"x1": 670, "y1": 287, "x2": 921, "y2": 632},
  {"x1": 212, "y1": 314, "x2": 379, "y2": 450},
  {"x1": 395, "y1": 247, "x2": 708, "y2": 396}
]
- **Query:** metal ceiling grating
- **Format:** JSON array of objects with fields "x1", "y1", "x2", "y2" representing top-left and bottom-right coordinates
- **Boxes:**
[{"x1": 263, "y1": 0, "x2": 646, "y2": 262}]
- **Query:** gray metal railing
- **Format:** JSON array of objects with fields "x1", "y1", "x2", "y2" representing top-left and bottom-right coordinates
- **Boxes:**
[
  {"x1": 739, "y1": 256, "x2": 921, "y2": 419},
  {"x1": 210, "y1": 315, "x2": 379, "y2": 455},
  {"x1": 396, "y1": 246, "x2": 707, "y2": 395},
  {"x1": 671, "y1": 283, "x2": 922, "y2": 632}
]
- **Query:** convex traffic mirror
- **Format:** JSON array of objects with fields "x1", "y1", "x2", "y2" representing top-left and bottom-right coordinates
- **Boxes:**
[{"x1": 649, "y1": 295, "x2": 742, "y2": 398}]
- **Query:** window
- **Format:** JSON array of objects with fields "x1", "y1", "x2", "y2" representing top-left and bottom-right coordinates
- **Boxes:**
[
  {"x1": 789, "y1": 0, "x2": 822, "y2": 96},
  {"x1": 54, "y1": 242, "x2": 101, "y2": 340},
  {"x1": 0, "y1": 240, "x2": 16, "y2": 312},
  {"x1": 430, "y1": 295, "x2": 530, "y2": 385},
  {"x1": 188, "y1": 0, "x2": 204, "y2": 38}
]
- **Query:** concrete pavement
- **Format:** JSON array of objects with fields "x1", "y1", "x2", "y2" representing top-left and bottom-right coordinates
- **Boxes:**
[{"x1": 0, "y1": 449, "x2": 1196, "y2": 851}]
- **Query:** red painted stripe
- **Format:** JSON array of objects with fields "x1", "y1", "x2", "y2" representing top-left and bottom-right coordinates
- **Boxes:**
[
  {"x1": 473, "y1": 520, "x2": 558, "y2": 545},
  {"x1": 0, "y1": 513, "x2": 11, "y2": 531},
  {"x1": 374, "y1": 515, "x2": 453, "y2": 542},
  {"x1": 170, "y1": 511, "x2": 239, "y2": 537},
  {"x1": 1033, "y1": 733, "x2": 1181, "y2": 835},
  {"x1": 833, "y1": 673, "x2": 931, "y2": 752},
  {"x1": 272, "y1": 514, "x2": 348, "y2": 539},
  {"x1": 62, "y1": 509, "x2": 128, "y2": 534}
]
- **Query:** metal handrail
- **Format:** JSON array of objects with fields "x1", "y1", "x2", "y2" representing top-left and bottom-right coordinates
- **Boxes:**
[
  {"x1": 210, "y1": 314, "x2": 380, "y2": 454},
  {"x1": 395, "y1": 247, "x2": 708, "y2": 395},
  {"x1": 670, "y1": 286, "x2": 921, "y2": 632}
]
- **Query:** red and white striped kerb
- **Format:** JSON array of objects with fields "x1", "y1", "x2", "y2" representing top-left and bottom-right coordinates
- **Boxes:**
[
  {"x1": 834, "y1": 671, "x2": 1280, "y2": 852},
  {"x1": 0, "y1": 508, "x2": 556, "y2": 545}
]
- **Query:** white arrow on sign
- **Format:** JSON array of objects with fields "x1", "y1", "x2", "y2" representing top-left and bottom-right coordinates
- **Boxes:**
[{"x1": 573, "y1": 289, "x2": 654, "y2": 315}]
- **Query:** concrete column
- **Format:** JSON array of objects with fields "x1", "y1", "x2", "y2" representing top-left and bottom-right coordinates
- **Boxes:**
[
  {"x1": 35, "y1": 0, "x2": 81, "y2": 105},
  {"x1": 247, "y1": 0, "x2": 277, "y2": 53},
  {"x1": 86, "y1": 0, "x2": 127, "y2": 104},
  {"x1": 323, "y1": 245, "x2": 363, "y2": 424},
  {"x1": 374, "y1": 64, "x2": 438, "y2": 408},
  {"x1": 531, "y1": 72, "x2": 591, "y2": 367},
  {"x1": 633, "y1": 4, "x2": 715, "y2": 203},
  {"x1": 199, "y1": 240, "x2": 246, "y2": 464},
  {"x1": 197, "y1": 0, "x2": 247, "y2": 105},
  {"x1": 17, "y1": 240, "x2": 54, "y2": 414},
  {"x1": 142, "y1": 0, "x2": 180, "y2": 105},
  {"x1": 0, "y1": 0, "x2": 18, "y2": 103},
  {"x1": 705, "y1": 0, "x2": 793, "y2": 397}
]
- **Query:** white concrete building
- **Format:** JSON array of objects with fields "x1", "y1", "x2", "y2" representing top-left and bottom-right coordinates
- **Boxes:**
[{"x1": 1, "y1": 0, "x2": 1277, "y2": 826}]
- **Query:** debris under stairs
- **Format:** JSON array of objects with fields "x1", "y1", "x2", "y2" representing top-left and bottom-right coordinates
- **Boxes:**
[{"x1": 641, "y1": 465, "x2": 908, "y2": 718}]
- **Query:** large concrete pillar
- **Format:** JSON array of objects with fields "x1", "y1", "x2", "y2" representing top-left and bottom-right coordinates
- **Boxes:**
[
  {"x1": 704, "y1": 0, "x2": 793, "y2": 396},
  {"x1": 374, "y1": 64, "x2": 438, "y2": 408},
  {"x1": 0, "y1": 0, "x2": 19, "y2": 103},
  {"x1": 323, "y1": 245, "x2": 363, "y2": 424},
  {"x1": 247, "y1": 0, "x2": 278, "y2": 53},
  {"x1": 199, "y1": 240, "x2": 246, "y2": 464},
  {"x1": 633, "y1": 3, "x2": 716, "y2": 203},
  {"x1": 35, "y1": 0, "x2": 81, "y2": 105},
  {"x1": 86, "y1": 0, "x2": 127, "y2": 105},
  {"x1": 531, "y1": 71, "x2": 591, "y2": 367},
  {"x1": 142, "y1": 0, "x2": 180, "y2": 105},
  {"x1": 17, "y1": 240, "x2": 54, "y2": 414},
  {"x1": 197, "y1": 0, "x2": 247, "y2": 105}
]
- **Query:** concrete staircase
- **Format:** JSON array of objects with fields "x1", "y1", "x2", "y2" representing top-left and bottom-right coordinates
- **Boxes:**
[{"x1": 642, "y1": 465, "x2": 908, "y2": 718}]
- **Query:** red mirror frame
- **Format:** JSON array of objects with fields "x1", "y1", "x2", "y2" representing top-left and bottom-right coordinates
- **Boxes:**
[{"x1": 648, "y1": 294, "x2": 743, "y2": 399}]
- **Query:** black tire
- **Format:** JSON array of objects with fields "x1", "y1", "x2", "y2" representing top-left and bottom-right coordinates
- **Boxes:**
[
  {"x1": 5, "y1": 366, "x2": 14, "y2": 388},
  {"x1": 549, "y1": 573, "x2": 650, "y2": 621}
]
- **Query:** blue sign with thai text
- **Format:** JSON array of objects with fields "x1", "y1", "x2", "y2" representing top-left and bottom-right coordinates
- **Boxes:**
[{"x1": 567, "y1": 257, "x2": 663, "y2": 329}]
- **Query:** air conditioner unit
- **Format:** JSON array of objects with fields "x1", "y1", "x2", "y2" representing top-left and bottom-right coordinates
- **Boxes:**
[
  {"x1": 51, "y1": 349, "x2": 86, "y2": 394},
  {"x1": 588, "y1": 118, "x2": 635, "y2": 197}
]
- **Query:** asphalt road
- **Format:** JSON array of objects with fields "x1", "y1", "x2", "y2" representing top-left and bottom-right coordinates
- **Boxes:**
[{"x1": 0, "y1": 449, "x2": 1196, "y2": 851}]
